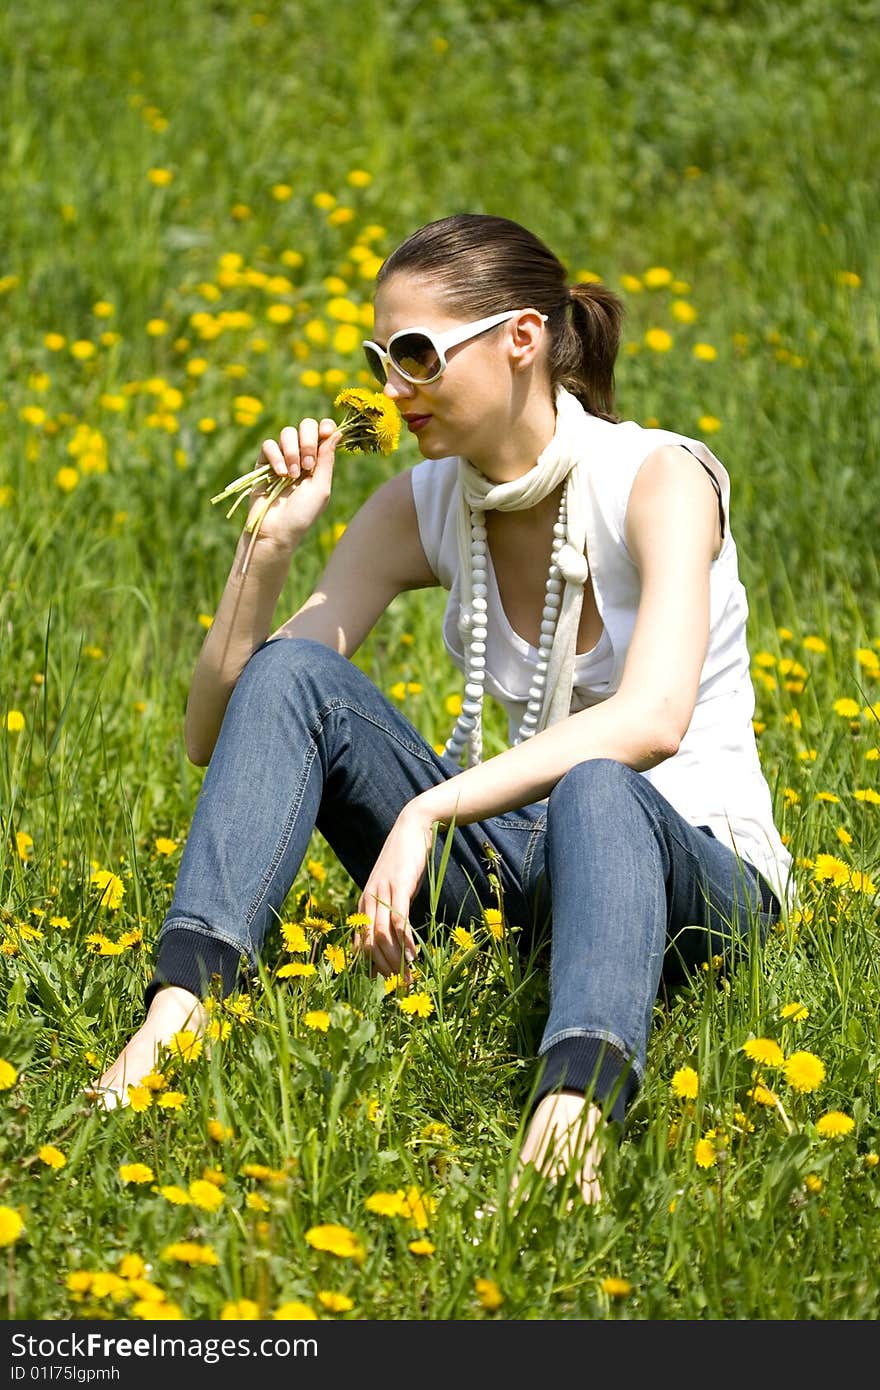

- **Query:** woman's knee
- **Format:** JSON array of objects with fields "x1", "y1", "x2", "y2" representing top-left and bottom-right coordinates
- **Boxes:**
[
  {"x1": 230, "y1": 637, "x2": 350, "y2": 717},
  {"x1": 548, "y1": 757, "x2": 641, "y2": 823}
]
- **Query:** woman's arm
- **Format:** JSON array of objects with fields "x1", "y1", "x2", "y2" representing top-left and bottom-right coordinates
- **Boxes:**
[
  {"x1": 186, "y1": 439, "x2": 435, "y2": 765},
  {"x1": 356, "y1": 445, "x2": 723, "y2": 973}
]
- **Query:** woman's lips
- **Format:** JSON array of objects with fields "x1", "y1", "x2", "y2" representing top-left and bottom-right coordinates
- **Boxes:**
[{"x1": 403, "y1": 413, "x2": 432, "y2": 433}]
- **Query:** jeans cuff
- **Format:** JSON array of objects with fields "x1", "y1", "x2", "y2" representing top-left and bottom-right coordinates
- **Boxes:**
[
  {"x1": 144, "y1": 929, "x2": 246, "y2": 1015},
  {"x1": 533, "y1": 1036, "x2": 638, "y2": 1124}
]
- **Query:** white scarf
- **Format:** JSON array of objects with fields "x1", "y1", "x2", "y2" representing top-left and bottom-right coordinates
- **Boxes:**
[{"x1": 451, "y1": 386, "x2": 591, "y2": 765}]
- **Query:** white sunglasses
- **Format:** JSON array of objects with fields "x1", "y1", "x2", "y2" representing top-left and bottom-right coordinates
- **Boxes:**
[{"x1": 362, "y1": 308, "x2": 546, "y2": 385}]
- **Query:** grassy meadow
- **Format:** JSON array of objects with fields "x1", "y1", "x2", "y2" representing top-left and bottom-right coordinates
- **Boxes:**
[{"x1": 1, "y1": 0, "x2": 879, "y2": 1322}]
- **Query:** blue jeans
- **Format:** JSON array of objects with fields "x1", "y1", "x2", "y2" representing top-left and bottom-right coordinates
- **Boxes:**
[{"x1": 151, "y1": 637, "x2": 780, "y2": 1121}]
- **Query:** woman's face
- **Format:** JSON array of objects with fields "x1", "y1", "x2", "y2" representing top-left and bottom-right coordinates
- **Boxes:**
[{"x1": 371, "y1": 272, "x2": 542, "y2": 463}]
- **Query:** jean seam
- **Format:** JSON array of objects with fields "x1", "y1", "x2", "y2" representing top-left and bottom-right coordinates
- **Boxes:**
[{"x1": 521, "y1": 815, "x2": 547, "y2": 883}]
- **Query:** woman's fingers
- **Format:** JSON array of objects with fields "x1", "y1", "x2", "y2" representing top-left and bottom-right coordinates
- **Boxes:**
[
  {"x1": 355, "y1": 888, "x2": 414, "y2": 979},
  {"x1": 261, "y1": 419, "x2": 339, "y2": 486}
]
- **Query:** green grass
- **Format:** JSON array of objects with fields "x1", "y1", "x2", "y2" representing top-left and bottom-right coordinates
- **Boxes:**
[{"x1": 1, "y1": 0, "x2": 879, "y2": 1321}]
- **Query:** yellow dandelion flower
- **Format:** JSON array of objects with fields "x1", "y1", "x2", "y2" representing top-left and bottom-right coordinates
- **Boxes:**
[
  {"x1": 246, "y1": 1192, "x2": 270, "y2": 1212},
  {"x1": 600, "y1": 1277, "x2": 632, "y2": 1298},
  {"x1": 854, "y1": 788, "x2": 880, "y2": 804},
  {"x1": 281, "y1": 921, "x2": 309, "y2": 953},
  {"x1": 864, "y1": 1153, "x2": 879, "y2": 1168},
  {"x1": 0, "y1": 1059, "x2": 18, "y2": 1089},
  {"x1": 398, "y1": 992, "x2": 434, "y2": 1018},
  {"x1": 693, "y1": 343, "x2": 717, "y2": 361},
  {"x1": 56, "y1": 465, "x2": 79, "y2": 493},
  {"x1": 200, "y1": 1165, "x2": 226, "y2": 1188},
  {"x1": 644, "y1": 327, "x2": 673, "y2": 352},
  {"x1": 384, "y1": 974, "x2": 402, "y2": 993},
  {"x1": 473, "y1": 1277, "x2": 505, "y2": 1310},
  {"x1": 167, "y1": 1029, "x2": 203, "y2": 1063},
  {"x1": 38, "y1": 1144, "x2": 66, "y2": 1170},
  {"x1": 118, "y1": 1163, "x2": 155, "y2": 1185},
  {"x1": 126, "y1": 1086, "x2": 153, "y2": 1112},
  {"x1": 643, "y1": 266, "x2": 672, "y2": 288},
  {"x1": 304, "y1": 1010, "x2": 331, "y2": 1032},
  {"x1": 698, "y1": 414, "x2": 721, "y2": 433},
  {"x1": 784, "y1": 1051, "x2": 825, "y2": 1093},
  {"x1": 159, "y1": 1185, "x2": 191, "y2": 1206},
  {"x1": 277, "y1": 961, "x2": 317, "y2": 978},
  {"x1": 13, "y1": 832, "x2": 33, "y2": 862},
  {"x1": 160, "y1": 1242, "x2": 219, "y2": 1266},
  {"x1": 815, "y1": 1110, "x2": 855, "y2": 1138},
  {"x1": 346, "y1": 911, "x2": 371, "y2": 929},
  {"x1": 157, "y1": 1091, "x2": 186, "y2": 1110},
  {"x1": 324, "y1": 943, "x2": 346, "y2": 973},
  {"x1": 408, "y1": 1238, "x2": 435, "y2": 1255},
  {"x1": 747, "y1": 1082, "x2": 779, "y2": 1107},
  {"x1": 812, "y1": 853, "x2": 851, "y2": 886},
  {"x1": 848, "y1": 869, "x2": 877, "y2": 895},
  {"x1": 305, "y1": 1223, "x2": 365, "y2": 1262},
  {"x1": 188, "y1": 1180, "x2": 225, "y2": 1212},
  {"x1": 0, "y1": 1208, "x2": 25, "y2": 1246},
  {"x1": 333, "y1": 387, "x2": 401, "y2": 455},
  {"x1": 402, "y1": 1186, "x2": 435, "y2": 1230},
  {"x1": 451, "y1": 925, "x2": 475, "y2": 950},
  {"x1": 742, "y1": 1038, "x2": 784, "y2": 1067},
  {"x1": 833, "y1": 697, "x2": 861, "y2": 718},
  {"x1": 318, "y1": 1290, "x2": 354, "y2": 1312},
  {"x1": 303, "y1": 914, "x2": 334, "y2": 933},
  {"x1": 347, "y1": 169, "x2": 372, "y2": 188},
  {"x1": 221, "y1": 1299, "x2": 260, "y2": 1319},
  {"x1": 671, "y1": 1066, "x2": 699, "y2": 1099},
  {"x1": 271, "y1": 183, "x2": 293, "y2": 201},
  {"x1": 148, "y1": 168, "x2": 173, "y2": 186},
  {"x1": 365, "y1": 1191, "x2": 409, "y2": 1218},
  {"x1": 780, "y1": 1002, "x2": 809, "y2": 1022},
  {"x1": 694, "y1": 1137, "x2": 717, "y2": 1168},
  {"x1": 835, "y1": 270, "x2": 861, "y2": 287},
  {"x1": 154, "y1": 837, "x2": 178, "y2": 856},
  {"x1": 207, "y1": 1119, "x2": 233, "y2": 1143},
  {"x1": 90, "y1": 868, "x2": 125, "y2": 910},
  {"x1": 804, "y1": 1173, "x2": 823, "y2": 1194},
  {"x1": 273, "y1": 1301, "x2": 319, "y2": 1319}
]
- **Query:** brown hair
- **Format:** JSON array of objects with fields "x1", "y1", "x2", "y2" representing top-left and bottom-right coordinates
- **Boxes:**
[{"x1": 377, "y1": 213, "x2": 624, "y2": 422}]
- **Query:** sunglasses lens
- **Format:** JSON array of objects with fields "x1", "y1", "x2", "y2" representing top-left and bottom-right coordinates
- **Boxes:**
[
  {"x1": 363, "y1": 344, "x2": 386, "y2": 383},
  {"x1": 390, "y1": 332, "x2": 440, "y2": 382}
]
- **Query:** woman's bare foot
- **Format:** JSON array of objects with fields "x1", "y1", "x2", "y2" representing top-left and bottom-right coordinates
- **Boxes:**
[
  {"x1": 85, "y1": 986, "x2": 208, "y2": 1110},
  {"x1": 513, "y1": 1092, "x2": 604, "y2": 1206}
]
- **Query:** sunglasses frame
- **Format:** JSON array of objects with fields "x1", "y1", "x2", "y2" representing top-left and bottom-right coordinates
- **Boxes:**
[{"x1": 362, "y1": 308, "x2": 547, "y2": 385}]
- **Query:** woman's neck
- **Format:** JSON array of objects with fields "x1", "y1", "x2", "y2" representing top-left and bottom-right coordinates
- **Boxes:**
[{"x1": 465, "y1": 389, "x2": 558, "y2": 484}]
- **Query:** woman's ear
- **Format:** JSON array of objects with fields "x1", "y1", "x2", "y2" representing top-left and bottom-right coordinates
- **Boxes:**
[{"x1": 509, "y1": 309, "x2": 547, "y2": 370}]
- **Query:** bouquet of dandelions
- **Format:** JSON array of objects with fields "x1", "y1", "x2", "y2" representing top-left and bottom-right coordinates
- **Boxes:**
[{"x1": 211, "y1": 388, "x2": 402, "y2": 573}]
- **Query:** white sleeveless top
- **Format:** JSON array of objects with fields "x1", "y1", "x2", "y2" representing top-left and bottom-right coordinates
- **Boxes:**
[{"x1": 410, "y1": 416, "x2": 794, "y2": 906}]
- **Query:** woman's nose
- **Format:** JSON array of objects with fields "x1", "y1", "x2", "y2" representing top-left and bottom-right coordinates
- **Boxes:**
[{"x1": 382, "y1": 368, "x2": 415, "y2": 400}]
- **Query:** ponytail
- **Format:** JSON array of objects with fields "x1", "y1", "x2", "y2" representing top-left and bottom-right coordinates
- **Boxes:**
[{"x1": 551, "y1": 282, "x2": 625, "y2": 423}]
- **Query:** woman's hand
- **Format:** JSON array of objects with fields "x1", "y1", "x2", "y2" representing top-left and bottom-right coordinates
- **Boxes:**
[
  {"x1": 353, "y1": 804, "x2": 436, "y2": 981},
  {"x1": 246, "y1": 417, "x2": 342, "y2": 552}
]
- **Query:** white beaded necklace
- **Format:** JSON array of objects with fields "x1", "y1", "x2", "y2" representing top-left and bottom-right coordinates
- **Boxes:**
[{"x1": 444, "y1": 489, "x2": 571, "y2": 765}]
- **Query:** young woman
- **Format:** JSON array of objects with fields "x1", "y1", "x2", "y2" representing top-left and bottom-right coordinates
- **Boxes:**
[{"x1": 91, "y1": 213, "x2": 791, "y2": 1203}]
